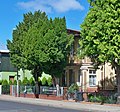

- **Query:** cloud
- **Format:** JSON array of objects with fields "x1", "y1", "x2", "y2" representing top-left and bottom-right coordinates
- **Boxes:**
[{"x1": 18, "y1": 0, "x2": 84, "y2": 13}]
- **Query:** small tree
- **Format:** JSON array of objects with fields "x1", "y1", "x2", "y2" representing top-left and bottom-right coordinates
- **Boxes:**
[
  {"x1": 47, "y1": 77, "x2": 52, "y2": 86},
  {"x1": 22, "y1": 77, "x2": 30, "y2": 86},
  {"x1": 9, "y1": 80, "x2": 13, "y2": 85},
  {"x1": 2, "y1": 80, "x2": 8, "y2": 85},
  {"x1": 29, "y1": 77, "x2": 35, "y2": 86},
  {"x1": 13, "y1": 80, "x2": 17, "y2": 85},
  {"x1": 41, "y1": 77, "x2": 47, "y2": 86}
]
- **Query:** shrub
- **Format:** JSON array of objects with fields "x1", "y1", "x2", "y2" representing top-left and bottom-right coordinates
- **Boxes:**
[
  {"x1": 0, "y1": 80, "x2": 2, "y2": 85},
  {"x1": 9, "y1": 80, "x2": 13, "y2": 85},
  {"x1": 29, "y1": 77, "x2": 35, "y2": 86},
  {"x1": 2, "y1": 80, "x2": 8, "y2": 85},
  {"x1": 22, "y1": 77, "x2": 30, "y2": 86},
  {"x1": 41, "y1": 77, "x2": 47, "y2": 85},
  {"x1": 47, "y1": 77, "x2": 52, "y2": 86},
  {"x1": 13, "y1": 80, "x2": 17, "y2": 85},
  {"x1": 68, "y1": 83, "x2": 79, "y2": 94}
]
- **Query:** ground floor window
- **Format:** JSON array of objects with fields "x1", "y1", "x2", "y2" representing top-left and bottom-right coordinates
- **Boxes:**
[
  {"x1": 69, "y1": 69, "x2": 75, "y2": 86},
  {"x1": 89, "y1": 70, "x2": 96, "y2": 86}
]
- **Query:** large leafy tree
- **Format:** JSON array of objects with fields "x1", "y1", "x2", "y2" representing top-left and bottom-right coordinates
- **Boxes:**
[
  {"x1": 7, "y1": 11, "x2": 73, "y2": 92},
  {"x1": 79, "y1": 0, "x2": 120, "y2": 94},
  {"x1": 42, "y1": 17, "x2": 73, "y2": 84}
]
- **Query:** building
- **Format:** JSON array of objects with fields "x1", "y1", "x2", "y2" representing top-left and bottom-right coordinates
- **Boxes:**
[
  {"x1": 0, "y1": 29, "x2": 116, "y2": 92},
  {"x1": 0, "y1": 50, "x2": 32, "y2": 83},
  {"x1": 61, "y1": 29, "x2": 116, "y2": 92},
  {"x1": 0, "y1": 50, "x2": 17, "y2": 82}
]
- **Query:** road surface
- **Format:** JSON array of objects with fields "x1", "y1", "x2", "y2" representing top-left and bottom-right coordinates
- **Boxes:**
[{"x1": 0, "y1": 100, "x2": 89, "y2": 112}]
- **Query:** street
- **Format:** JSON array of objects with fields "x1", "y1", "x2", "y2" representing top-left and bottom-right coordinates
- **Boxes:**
[{"x1": 0, "y1": 100, "x2": 89, "y2": 112}]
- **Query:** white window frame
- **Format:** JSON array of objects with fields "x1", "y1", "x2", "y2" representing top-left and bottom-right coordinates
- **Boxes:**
[{"x1": 89, "y1": 70, "x2": 96, "y2": 87}]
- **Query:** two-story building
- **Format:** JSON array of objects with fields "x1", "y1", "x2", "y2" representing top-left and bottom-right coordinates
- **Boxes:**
[{"x1": 60, "y1": 29, "x2": 116, "y2": 92}]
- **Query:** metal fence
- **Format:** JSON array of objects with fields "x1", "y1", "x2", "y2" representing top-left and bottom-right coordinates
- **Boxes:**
[
  {"x1": 20, "y1": 86, "x2": 35, "y2": 94},
  {"x1": 2, "y1": 85, "x2": 10, "y2": 95},
  {"x1": 40, "y1": 86, "x2": 57, "y2": 95},
  {"x1": 3, "y1": 85, "x2": 64, "y2": 96}
]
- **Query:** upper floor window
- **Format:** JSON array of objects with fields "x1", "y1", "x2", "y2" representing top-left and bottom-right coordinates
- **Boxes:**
[{"x1": 89, "y1": 70, "x2": 96, "y2": 86}]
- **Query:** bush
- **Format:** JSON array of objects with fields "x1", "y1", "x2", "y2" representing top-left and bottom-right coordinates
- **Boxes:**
[
  {"x1": 2, "y1": 80, "x2": 8, "y2": 85},
  {"x1": 13, "y1": 80, "x2": 17, "y2": 85},
  {"x1": 29, "y1": 77, "x2": 35, "y2": 86},
  {"x1": 22, "y1": 77, "x2": 30, "y2": 86},
  {"x1": 47, "y1": 77, "x2": 52, "y2": 86},
  {"x1": 41, "y1": 77, "x2": 47, "y2": 85},
  {"x1": 0, "y1": 80, "x2": 2, "y2": 85},
  {"x1": 68, "y1": 83, "x2": 79, "y2": 94},
  {"x1": 87, "y1": 92, "x2": 117, "y2": 104},
  {"x1": 9, "y1": 80, "x2": 13, "y2": 85}
]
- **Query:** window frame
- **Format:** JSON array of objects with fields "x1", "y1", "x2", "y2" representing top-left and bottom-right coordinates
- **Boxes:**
[{"x1": 89, "y1": 69, "x2": 97, "y2": 87}]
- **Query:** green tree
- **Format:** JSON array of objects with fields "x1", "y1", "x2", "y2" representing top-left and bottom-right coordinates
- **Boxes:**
[
  {"x1": 42, "y1": 17, "x2": 73, "y2": 85},
  {"x1": 29, "y1": 77, "x2": 35, "y2": 86},
  {"x1": 13, "y1": 80, "x2": 17, "y2": 85},
  {"x1": 9, "y1": 80, "x2": 13, "y2": 85},
  {"x1": 79, "y1": 0, "x2": 120, "y2": 95},
  {"x1": 22, "y1": 77, "x2": 30, "y2": 86},
  {"x1": 2, "y1": 80, "x2": 8, "y2": 85},
  {"x1": 7, "y1": 11, "x2": 73, "y2": 93}
]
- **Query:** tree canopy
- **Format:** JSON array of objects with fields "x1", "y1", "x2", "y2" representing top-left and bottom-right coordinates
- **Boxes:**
[
  {"x1": 79, "y1": 0, "x2": 120, "y2": 93},
  {"x1": 79, "y1": 0, "x2": 120, "y2": 65},
  {"x1": 7, "y1": 11, "x2": 73, "y2": 82}
]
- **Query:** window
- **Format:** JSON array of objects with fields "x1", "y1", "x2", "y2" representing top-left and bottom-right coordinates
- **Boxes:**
[
  {"x1": 89, "y1": 70, "x2": 96, "y2": 86},
  {"x1": 69, "y1": 69, "x2": 75, "y2": 85}
]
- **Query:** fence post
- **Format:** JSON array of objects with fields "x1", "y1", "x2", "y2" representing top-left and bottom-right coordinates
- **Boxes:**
[
  {"x1": 56, "y1": 84, "x2": 59, "y2": 96},
  {"x1": 60, "y1": 87, "x2": 63, "y2": 96},
  {"x1": 0, "y1": 85, "x2": 2, "y2": 95}
]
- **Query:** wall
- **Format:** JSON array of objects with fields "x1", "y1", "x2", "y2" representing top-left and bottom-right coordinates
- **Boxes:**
[{"x1": 0, "y1": 72, "x2": 16, "y2": 81}]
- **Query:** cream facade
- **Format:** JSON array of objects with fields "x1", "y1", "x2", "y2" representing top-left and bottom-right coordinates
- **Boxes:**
[{"x1": 61, "y1": 29, "x2": 116, "y2": 92}]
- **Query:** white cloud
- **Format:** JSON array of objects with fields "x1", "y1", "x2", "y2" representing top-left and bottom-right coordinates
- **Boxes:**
[{"x1": 18, "y1": 0, "x2": 84, "y2": 13}]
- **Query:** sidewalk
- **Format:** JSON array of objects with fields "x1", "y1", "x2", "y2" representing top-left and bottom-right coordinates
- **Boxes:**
[{"x1": 0, "y1": 95, "x2": 120, "y2": 112}]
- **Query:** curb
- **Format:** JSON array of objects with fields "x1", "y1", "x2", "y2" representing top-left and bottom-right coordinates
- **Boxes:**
[{"x1": 0, "y1": 95, "x2": 120, "y2": 112}]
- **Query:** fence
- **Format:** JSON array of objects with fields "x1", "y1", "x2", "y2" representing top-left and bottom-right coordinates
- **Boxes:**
[
  {"x1": 10, "y1": 85, "x2": 64, "y2": 96},
  {"x1": 2, "y1": 85, "x2": 10, "y2": 95}
]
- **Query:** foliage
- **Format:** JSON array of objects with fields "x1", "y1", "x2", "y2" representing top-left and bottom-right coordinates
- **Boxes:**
[
  {"x1": 79, "y1": 0, "x2": 120, "y2": 93},
  {"x1": 0, "y1": 80, "x2": 2, "y2": 85},
  {"x1": 22, "y1": 77, "x2": 30, "y2": 86},
  {"x1": 79, "y1": 0, "x2": 120, "y2": 65},
  {"x1": 41, "y1": 77, "x2": 47, "y2": 85},
  {"x1": 47, "y1": 77, "x2": 52, "y2": 86},
  {"x1": 7, "y1": 10, "x2": 73, "y2": 84},
  {"x1": 13, "y1": 80, "x2": 17, "y2": 85},
  {"x1": 9, "y1": 80, "x2": 13, "y2": 85},
  {"x1": 2, "y1": 80, "x2": 8, "y2": 85},
  {"x1": 68, "y1": 83, "x2": 79, "y2": 94},
  {"x1": 87, "y1": 92, "x2": 117, "y2": 104},
  {"x1": 29, "y1": 77, "x2": 35, "y2": 86}
]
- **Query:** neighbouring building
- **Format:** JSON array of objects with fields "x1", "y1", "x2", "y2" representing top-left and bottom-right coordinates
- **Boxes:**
[
  {"x1": 60, "y1": 29, "x2": 116, "y2": 92},
  {"x1": 0, "y1": 50, "x2": 17, "y2": 82},
  {"x1": 0, "y1": 50, "x2": 32, "y2": 83}
]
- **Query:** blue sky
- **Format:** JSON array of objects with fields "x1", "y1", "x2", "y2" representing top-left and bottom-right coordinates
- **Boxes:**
[{"x1": 0, "y1": 0, "x2": 89, "y2": 49}]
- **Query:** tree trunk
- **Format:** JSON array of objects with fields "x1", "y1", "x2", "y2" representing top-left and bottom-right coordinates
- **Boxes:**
[{"x1": 52, "y1": 75, "x2": 56, "y2": 87}]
